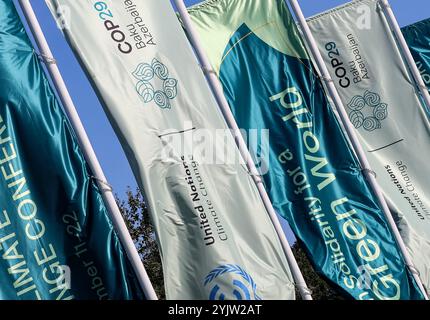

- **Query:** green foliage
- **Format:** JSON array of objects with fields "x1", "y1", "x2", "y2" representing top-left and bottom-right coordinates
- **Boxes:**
[
  {"x1": 292, "y1": 242, "x2": 345, "y2": 300},
  {"x1": 117, "y1": 188, "x2": 166, "y2": 299},
  {"x1": 118, "y1": 188, "x2": 344, "y2": 300}
]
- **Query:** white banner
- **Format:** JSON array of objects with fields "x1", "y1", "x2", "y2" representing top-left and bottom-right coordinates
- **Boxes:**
[
  {"x1": 46, "y1": 0, "x2": 295, "y2": 300},
  {"x1": 308, "y1": 0, "x2": 430, "y2": 292}
]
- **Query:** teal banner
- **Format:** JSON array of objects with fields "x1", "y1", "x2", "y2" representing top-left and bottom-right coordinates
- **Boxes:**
[
  {"x1": 0, "y1": 1, "x2": 143, "y2": 300},
  {"x1": 402, "y1": 18, "x2": 430, "y2": 95},
  {"x1": 188, "y1": 0, "x2": 424, "y2": 299}
]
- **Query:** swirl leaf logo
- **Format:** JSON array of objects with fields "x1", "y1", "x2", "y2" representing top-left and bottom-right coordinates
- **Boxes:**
[
  {"x1": 204, "y1": 264, "x2": 261, "y2": 300},
  {"x1": 347, "y1": 90, "x2": 388, "y2": 132},
  {"x1": 132, "y1": 58, "x2": 178, "y2": 109}
]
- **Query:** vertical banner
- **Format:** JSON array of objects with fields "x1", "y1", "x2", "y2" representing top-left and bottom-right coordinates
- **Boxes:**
[
  {"x1": 0, "y1": 0, "x2": 143, "y2": 300},
  {"x1": 307, "y1": 0, "x2": 430, "y2": 295},
  {"x1": 46, "y1": 0, "x2": 296, "y2": 300},
  {"x1": 188, "y1": 0, "x2": 424, "y2": 299},
  {"x1": 402, "y1": 18, "x2": 430, "y2": 95}
]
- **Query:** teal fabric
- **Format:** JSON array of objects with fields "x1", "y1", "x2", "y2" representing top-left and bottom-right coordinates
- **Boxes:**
[
  {"x1": 219, "y1": 23, "x2": 424, "y2": 300},
  {"x1": 0, "y1": 0, "x2": 143, "y2": 300},
  {"x1": 402, "y1": 18, "x2": 430, "y2": 96}
]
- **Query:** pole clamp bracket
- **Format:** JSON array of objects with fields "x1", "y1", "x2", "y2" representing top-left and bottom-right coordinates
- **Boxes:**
[
  {"x1": 253, "y1": 175, "x2": 264, "y2": 185},
  {"x1": 296, "y1": 284, "x2": 313, "y2": 297},
  {"x1": 37, "y1": 53, "x2": 57, "y2": 65},
  {"x1": 244, "y1": 165, "x2": 264, "y2": 183},
  {"x1": 361, "y1": 167, "x2": 377, "y2": 179},
  {"x1": 319, "y1": 75, "x2": 334, "y2": 84},
  {"x1": 91, "y1": 176, "x2": 113, "y2": 193},
  {"x1": 406, "y1": 264, "x2": 420, "y2": 277},
  {"x1": 199, "y1": 64, "x2": 216, "y2": 75},
  {"x1": 244, "y1": 166, "x2": 260, "y2": 176}
]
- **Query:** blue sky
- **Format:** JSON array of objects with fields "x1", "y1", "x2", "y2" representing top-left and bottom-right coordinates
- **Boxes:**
[{"x1": 14, "y1": 0, "x2": 430, "y2": 243}]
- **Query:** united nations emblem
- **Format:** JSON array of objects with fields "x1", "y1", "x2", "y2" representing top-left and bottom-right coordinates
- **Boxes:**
[
  {"x1": 132, "y1": 58, "x2": 178, "y2": 109},
  {"x1": 204, "y1": 264, "x2": 261, "y2": 300},
  {"x1": 347, "y1": 90, "x2": 388, "y2": 132}
]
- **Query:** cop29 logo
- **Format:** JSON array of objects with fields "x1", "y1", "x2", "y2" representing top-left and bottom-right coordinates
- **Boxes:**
[
  {"x1": 347, "y1": 90, "x2": 388, "y2": 132},
  {"x1": 132, "y1": 58, "x2": 178, "y2": 109},
  {"x1": 204, "y1": 265, "x2": 261, "y2": 300}
]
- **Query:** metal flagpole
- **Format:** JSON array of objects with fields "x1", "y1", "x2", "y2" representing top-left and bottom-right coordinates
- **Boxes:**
[
  {"x1": 174, "y1": 0, "x2": 313, "y2": 300},
  {"x1": 288, "y1": 0, "x2": 429, "y2": 299},
  {"x1": 379, "y1": 0, "x2": 430, "y2": 113},
  {"x1": 18, "y1": 0, "x2": 158, "y2": 300}
]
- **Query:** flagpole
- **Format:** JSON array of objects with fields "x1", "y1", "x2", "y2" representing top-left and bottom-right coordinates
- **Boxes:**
[
  {"x1": 288, "y1": 0, "x2": 429, "y2": 299},
  {"x1": 379, "y1": 0, "x2": 430, "y2": 113},
  {"x1": 174, "y1": 0, "x2": 312, "y2": 301},
  {"x1": 18, "y1": 0, "x2": 158, "y2": 300}
]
